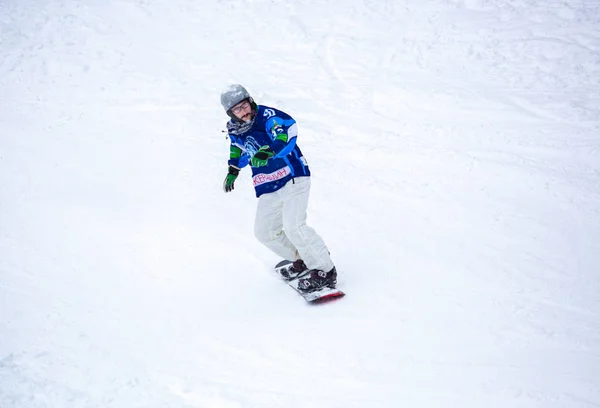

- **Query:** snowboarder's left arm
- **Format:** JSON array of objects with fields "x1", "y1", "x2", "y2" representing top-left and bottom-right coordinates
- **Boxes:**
[{"x1": 265, "y1": 115, "x2": 298, "y2": 158}]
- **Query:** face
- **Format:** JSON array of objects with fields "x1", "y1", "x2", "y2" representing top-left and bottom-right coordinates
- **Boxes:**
[{"x1": 230, "y1": 100, "x2": 252, "y2": 122}]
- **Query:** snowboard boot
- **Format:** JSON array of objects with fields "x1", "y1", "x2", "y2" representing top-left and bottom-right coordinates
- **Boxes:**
[
  {"x1": 297, "y1": 267, "x2": 337, "y2": 293},
  {"x1": 280, "y1": 259, "x2": 309, "y2": 280}
]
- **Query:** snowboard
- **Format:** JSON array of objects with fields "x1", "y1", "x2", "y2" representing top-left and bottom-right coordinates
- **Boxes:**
[{"x1": 274, "y1": 260, "x2": 345, "y2": 303}]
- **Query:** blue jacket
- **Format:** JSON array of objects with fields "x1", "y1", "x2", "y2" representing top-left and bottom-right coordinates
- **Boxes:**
[{"x1": 226, "y1": 105, "x2": 311, "y2": 197}]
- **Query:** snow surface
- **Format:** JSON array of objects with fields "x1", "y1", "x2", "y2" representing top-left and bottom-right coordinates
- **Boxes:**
[{"x1": 1, "y1": 0, "x2": 600, "y2": 407}]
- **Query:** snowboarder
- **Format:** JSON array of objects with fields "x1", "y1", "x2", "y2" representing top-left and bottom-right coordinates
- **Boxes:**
[{"x1": 220, "y1": 84, "x2": 337, "y2": 293}]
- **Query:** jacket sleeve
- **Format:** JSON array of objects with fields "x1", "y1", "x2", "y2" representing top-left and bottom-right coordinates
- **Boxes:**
[
  {"x1": 265, "y1": 114, "x2": 298, "y2": 158},
  {"x1": 227, "y1": 136, "x2": 249, "y2": 168}
]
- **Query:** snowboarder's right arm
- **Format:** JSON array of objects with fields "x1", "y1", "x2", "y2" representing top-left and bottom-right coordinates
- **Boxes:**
[
  {"x1": 224, "y1": 138, "x2": 249, "y2": 193},
  {"x1": 227, "y1": 136, "x2": 249, "y2": 169}
]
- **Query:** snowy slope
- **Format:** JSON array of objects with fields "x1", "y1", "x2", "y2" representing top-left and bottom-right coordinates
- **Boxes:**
[{"x1": 1, "y1": 0, "x2": 599, "y2": 407}]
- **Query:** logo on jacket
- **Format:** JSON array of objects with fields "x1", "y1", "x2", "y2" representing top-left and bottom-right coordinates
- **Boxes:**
[
  {"x1": 244, "y1": 137, "x2": 262, "y2": 157},
  {"x1": 263, "y1": 109, "x2": 276, "y2": 118}
]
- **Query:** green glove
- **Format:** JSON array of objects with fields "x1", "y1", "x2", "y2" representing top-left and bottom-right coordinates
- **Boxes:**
[
  {"x1": 223, "y1": 165, "x2": 240, "y2": 193},
  {"x1": 251, "y1": 146, "x2": 275, "y2": 167}
]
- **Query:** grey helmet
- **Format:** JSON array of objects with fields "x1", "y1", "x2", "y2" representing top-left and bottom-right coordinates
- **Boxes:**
[{"x1": 221, "y1": 84, "x2": 257, "y2": 122}]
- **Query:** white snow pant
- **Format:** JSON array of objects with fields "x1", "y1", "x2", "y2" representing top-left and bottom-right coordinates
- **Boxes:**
[{"x1": 254, "y1": 177, "x2": 334, "y2": 272}]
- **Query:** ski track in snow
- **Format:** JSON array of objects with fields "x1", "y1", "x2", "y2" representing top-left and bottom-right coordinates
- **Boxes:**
[{"x1": 1, "y1": 0, "x2": 599, "y2": 407}]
